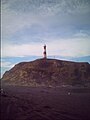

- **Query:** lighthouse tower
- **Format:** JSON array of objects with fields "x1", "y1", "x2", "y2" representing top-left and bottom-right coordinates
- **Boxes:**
[{"x1": 43, "y1": 44, "x2": 47, "y2": 59}]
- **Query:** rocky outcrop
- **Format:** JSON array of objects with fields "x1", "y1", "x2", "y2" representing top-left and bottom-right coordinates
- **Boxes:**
[{"x1": 1, "y1": 58, "x2": 90, "y2": 86}]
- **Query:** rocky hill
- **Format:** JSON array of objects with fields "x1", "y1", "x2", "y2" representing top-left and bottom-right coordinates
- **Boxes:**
[{"x1": 1, "y1": 58, "x2": 90, "y2": 86}]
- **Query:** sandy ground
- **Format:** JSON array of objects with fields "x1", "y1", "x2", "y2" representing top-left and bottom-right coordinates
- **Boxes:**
[{"x1": 1, "y1": 85, "x2": 90, "y2": 120}]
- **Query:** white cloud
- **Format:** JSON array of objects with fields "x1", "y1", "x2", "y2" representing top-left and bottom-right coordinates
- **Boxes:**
[
  {"x1": 1, "y1": 43, "x2": 43, "y2": 57},
  {"x1": 1, "y1": 8, "x2": 43, "y2": 39},
  {"x1": 1, "y1": 0, "x2": 90, "y2": 59},
  {"x1": 1, "y1": 37, "x2": 90, "y2": 58},
  {"x1": 1, "y1": 61, "x2": 15, "y2": 68},
  {"x1": 47, "y1": 38, "x2": 90, "y2": 57},
  {"x1": 2, "y1": 0, "x2": 90, "y2": 39}
]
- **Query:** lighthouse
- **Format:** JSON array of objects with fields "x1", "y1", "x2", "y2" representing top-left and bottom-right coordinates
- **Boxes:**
[{"x1": 43, "y1": 44, "x2": 47, "y2": 59}]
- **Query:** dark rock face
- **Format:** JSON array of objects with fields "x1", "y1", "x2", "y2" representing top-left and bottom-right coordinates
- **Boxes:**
[{"x1": 1, "y1": 59, "x2": 90, "y2": 86}]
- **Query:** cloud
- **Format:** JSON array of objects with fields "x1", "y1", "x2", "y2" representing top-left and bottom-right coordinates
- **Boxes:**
[
  {"x1": 1, "y1": 0, "x2": 90, "y2": 58},
  {"x1": 2, "y1": 0, "x2": 90, "y2": 40},
  {"x1": 1, "y1": 43, "x2": 43, "y2": 57},
  {"x1": 47, "y1": 37, "x2": 90, "y2": 57},
  {"x1": 1, "y1": 37, "x2": 90, "y2": 58},
  {"x1": 1, "y1": 61, "x2": 15, "y2": 68},
  {"x1": 74, "y1": 31, "x2": 89, "y2": 37},
  {"x1": 2, "y1": 0, "x2": 90, "y2": 15}
]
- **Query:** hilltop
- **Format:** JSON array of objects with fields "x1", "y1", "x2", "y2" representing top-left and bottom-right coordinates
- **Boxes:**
[{"x1": 1, "y1": 58, "x2": 90, "y2": 86}]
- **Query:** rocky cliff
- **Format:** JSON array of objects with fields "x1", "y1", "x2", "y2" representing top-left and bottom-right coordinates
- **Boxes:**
[{"x1": 1, "y1": 58, "x2": 90, "y2": 86}]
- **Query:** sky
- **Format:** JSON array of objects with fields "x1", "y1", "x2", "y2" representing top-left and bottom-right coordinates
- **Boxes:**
[{"x1": 1, "y1": 0, "x2": 90, "y2": 77}]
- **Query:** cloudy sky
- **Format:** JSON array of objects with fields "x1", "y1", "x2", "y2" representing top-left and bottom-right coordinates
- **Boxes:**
[{"x1": 1, "y1": 0, "x2": 90, "y2": 76}]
